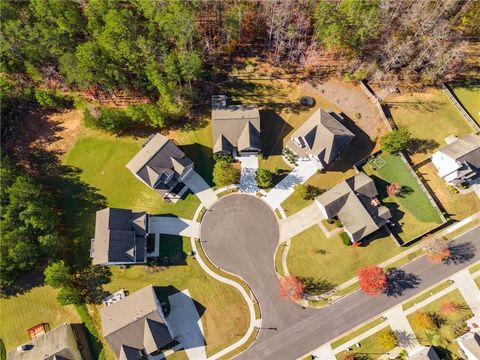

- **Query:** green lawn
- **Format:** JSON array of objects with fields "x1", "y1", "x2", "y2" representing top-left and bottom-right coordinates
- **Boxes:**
[
  {"x1": 450, "y1": 83, "x2": 480, "y2": 123},
  {"x1": 102, "y1": 236, "x2": 249, "y2": 357},
  {"x1": 363, "y1": 153, "x2": 443, "y2": 244},
  {"x1": 407, "y1": 289, "x2": 473, "y2": 359},
  {"x1": 335, "y1": 326, "x2": 395, "y2": 360},
  {"x1": 385, "y1": 87, "x2": 473, "y2": 164},
  {"x1": 287, "y1": 225, "x2": 404, "y2": 287},
  {"x1": 0, "y1": 286, "x2": 80, "y2": 350},
  {"x1": 275, "y1": 242, "x2": 287, "y2": 276},
  {"x1": 475, "y1": 277, "x2": 480, "y2": 290},
  {"x1": 402, "y1": 281, "x2": 452, "y2": 311},
  {"x1": 331, "y1": 317, "x2": 386, "y2": 350},
  {"x1": 469, "y1": 262, "x2": 480, "y2": 274}
]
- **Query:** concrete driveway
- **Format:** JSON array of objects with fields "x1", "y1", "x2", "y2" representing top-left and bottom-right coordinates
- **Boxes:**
[
  {"x1": 236, "y1": 155, "x2": 259, "y2": 194},
  {"x1": 183, "y1": 170, "x2": 217, "y2": 208},
  {"x1": 148, "y1": 216, "x2": 200, "y2": 238}
]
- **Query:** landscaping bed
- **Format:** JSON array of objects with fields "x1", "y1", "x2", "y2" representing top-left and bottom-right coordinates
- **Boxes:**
[{"x1": 362, "y1": 153, "x2": 443, "y2": 244}]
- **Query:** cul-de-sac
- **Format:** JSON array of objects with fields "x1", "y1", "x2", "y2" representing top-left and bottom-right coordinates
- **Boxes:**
[{"x1": 1, "y1": 1, "x2": 480, "y2": 360}]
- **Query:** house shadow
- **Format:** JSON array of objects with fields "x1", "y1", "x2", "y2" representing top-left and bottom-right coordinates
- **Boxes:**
[
  {"x1": 324, "y1": 113, "x2": 375, "y2": 173},
  {"x1": 156, "y1": 234, "x2": 188, "y2": 266},
  {"x1": 260, "y1": 109, "x2": 293, "y2": 158},
  {"x1": 154, "y1": 286, "x2": 207, "y2": 349},
  {"x1": 180, "y1": 143, "x2": 215, "y2": 187}
]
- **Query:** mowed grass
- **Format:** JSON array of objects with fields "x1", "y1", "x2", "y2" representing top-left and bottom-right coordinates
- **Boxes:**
[
  {"x1": 102, "y1": 236, "x2": 249, "y2": 357},
  {"x1": 385, "y1": 87, "x2": 472, "y2": 164},
  {"x1": 402, "y1": 281, "x2": 452, "y2": 311},
  {"x1": 450, "y1": 83, "x2": 480, "y2": 123},
  {"x1": 417, "y1": 162, "x2": 480, "y2": 221},
  {"x1": 363, "y1": 154, "x2": 442, "y2": 243},
  {"x1": 475, "y1": 277, "x2": 480, "y2": 290},
  {"x1": 330, "y1": 317, "x2": 385, "y2": 349},
  {"x1": 335, "y1": 326, "x2": 394, "y2": 360},
  {"x1": 0, "y1": 286, "x2": 80, "y2": 350},
  {"x1": 287, "y1": 225, "x2": 404, "y2": 286},
  {"x1": 64, "y1": 131, "x2": 200, "y2": 219},
  {"x1": 407, "y1": 289, "x2": 473, "y2": 358}
]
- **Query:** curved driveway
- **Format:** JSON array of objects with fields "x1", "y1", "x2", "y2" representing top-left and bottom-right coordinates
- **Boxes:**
[{"x1": 201, "y1": 194, "x2": 480, "y2": 359}]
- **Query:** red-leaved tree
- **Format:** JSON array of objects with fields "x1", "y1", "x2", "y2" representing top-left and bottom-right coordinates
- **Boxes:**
[
  {"x1": 387, "y1": 182, "x2": 402, "y2": 197},
  {"x1": 358, "y1": 266, "x2": 387, "y2": 296},
  {"x1": 441, "y1": 301, "x2": 461, "y2": 315},
  {"x1": 279, "y1": 276, "x2": 304, "y2": 301}
]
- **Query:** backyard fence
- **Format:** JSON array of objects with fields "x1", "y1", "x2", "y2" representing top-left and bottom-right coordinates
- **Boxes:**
[
  {"x1": 441, "y1": 83, "x2": 480, "y2": 133},
  {"x1": 359, "y1": 80, "x2": 397, "y2": 131}
]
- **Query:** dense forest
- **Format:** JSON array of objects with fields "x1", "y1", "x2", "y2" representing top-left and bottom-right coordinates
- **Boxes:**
[{"x1": 1, "y1": 0, "x2": 479, "y2": 292}]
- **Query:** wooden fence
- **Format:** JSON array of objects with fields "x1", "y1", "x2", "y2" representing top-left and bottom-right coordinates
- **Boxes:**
[{"x1": 358, "y1": 80, "x2": 397, "y2": 131}]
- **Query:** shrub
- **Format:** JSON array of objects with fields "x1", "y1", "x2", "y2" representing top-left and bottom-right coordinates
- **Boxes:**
[
  {"x1": 334, "y1": 218, "x2": 343, "y2": 227},
  {"x1": 340, "y1": 232, "x2": 351, "y2": 246},
  {"x1": 387, "y1": 182, "x2": 402, "y2": 197},
  {"x1": 354, "y1": 112, "x2": 361, "y2": 119},
  {"x1": 256, "y1": 168, "x2": 273, "y2": 188},
  {"x1": 125, "y1": 104, "x2": 167, "y2": 128},
  {"x1": 380, "y1": 128, "x2": 411, "y2": 153},
  {"x1": 44, "y1": 261, "x2": 72, "y2": 289},
  {"x1": 213, "y1": 159, "x2": 240, "y2": 186},
  {"x1": 34, "y1": 89, "x2": 70, "y2": 109},
  {"x1": 83, "y1": 107, "x2": 133, "y2": 133}
]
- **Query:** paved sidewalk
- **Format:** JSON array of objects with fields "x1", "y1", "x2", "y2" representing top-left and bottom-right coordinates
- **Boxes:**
[
  {"x1": 183, "y1": 170, "x2": 217, "y2": 208},
  {"x1": 149, "y1": 216, "x2": 200, "y2": 238},
  {"x1": 263, "y1": 161, "x2": 317, "y2": 209},
  {"x1": 167, "y1": 289, "x2": 206, "y2": 360},
  {"x1": 451, "y1": 269, "x2": 480, "y2": 316},
  {"x1": 384, "y1": 306, "x2": 422, "y2": 355},
  {"x1": 278, "y1": 203, "x2": 324, "y2": 241},
  {"x1": 310, "y1": 344, "x2": 336, "y2": 359},
  {"x1": 236, "y1": 155, "x2": 259, "y2": 193}
]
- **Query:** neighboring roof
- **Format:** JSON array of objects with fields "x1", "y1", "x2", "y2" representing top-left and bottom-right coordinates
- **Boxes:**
[
  {"x1": 91, "y1": 208, "x2": 147, "y2": 265},
  {"x1": 316, "y1": 173, "x2": 391, "y2": 241},
  {"x1": 102, "y1": 285, "x2": 172, "y2": 358},
  {"x1": 126, "y1": 133, "x2": 193, "y2": 188},
  {"x1": 212, "y1": 105, "x2": 261, "y2": 153},
  {"x1": 457, "y1": 331, "x2": 480, "y2": 359},
  {"x1": 289, "y1": 109, "x2": 355, "y2": 164},
  {"x1": 7, "y1": 324, "x2": 82, "y2": 360},
  {"x1": 408, "y1": 346, "x2": 440, "y2": 360},
  {"x1": 438, "y1": 134, "x2": 480, "y2": 168}
]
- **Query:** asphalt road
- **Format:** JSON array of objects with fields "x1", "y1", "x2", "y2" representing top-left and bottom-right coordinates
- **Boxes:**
[{"x1": 200, "y1": 194, "x2": 480, "y2": 360}]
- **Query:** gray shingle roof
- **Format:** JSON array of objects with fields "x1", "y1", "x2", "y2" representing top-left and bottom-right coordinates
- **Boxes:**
[
  {"x1": 126, "y1": 133, "x2": 193, "y2": 189},
  {"x1": 288, "y1": 109, "x2": 355, "y2": 165},
  {"x1": 102, "y1": 285, "x2": 172, "y2": 358},
  {"x1": 408, "y1": 346, "x2": 440, "y2": 360},
  {"x1": 91, "y1": 208, "x2": 147, "y2": 265},
  {"x1": 316, "y1": 173, "x2": 391, "y2": 241},
  {"x1": 439, "y1": 134, "x2": 480, "y2": 168},
  {"x1": 212, "y1": 105, "x2": 261, "y2": 153}
]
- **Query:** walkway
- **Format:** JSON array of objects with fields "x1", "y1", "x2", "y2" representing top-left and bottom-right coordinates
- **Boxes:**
[
  {"x1": 263, "y1": 160, "x2": 317, "y2": 209},
  {"x1": 278, "y1": 203, "x2": 325, "y2": 241},
  {"x1": 236, "y1": 155, "x2": 259, "y2": 193},
  {"x1": 310, "y1": 344, "x2": 336, "y2": 360},
  {"x1": 183, "y1": 170, "x2": 217, "y2": 208},
  {"x1": 384, "y1": 306, "x2": 422, "y2": 355},
  {"x1": 167, "y1": 289, "x2": 207, "y2": 360},
  {"x1": 148, "y1": 216, "x2": 200, "y2": 238},
  {"x1": 451, "y1": 269, "x2": 480, "y2": 317}
]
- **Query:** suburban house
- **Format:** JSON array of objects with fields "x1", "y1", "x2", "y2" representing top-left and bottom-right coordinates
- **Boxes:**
[
  {"x1": 126, "y1": 133, "x2": 194, "y2": 197},
  {"x1": 431, "y1": 134, "x2": 480, "y2": 185},
  {"x1": 456, "y1": 331, "x2": 480, "y2": 360},
  {"x1": 101, "y1": 285, "x2": 174, "y2": 359},
  {"x1": 212, "y1": 95, "x2": 261, "y2": 156},
  {"x1": 7, "y1": 323, "x2": 88, "y2": 360},
  {"x1": 408, "y1": 346, "x2": 440, "y2": 360},
  {"x1": 90, "y1": 207, "x2": 150, "y2": 266},
  {"x1": 315, "y1": 173, "x2": 392, "y2": 242},
  {"x1": 287, "y1": 108, "x2": 355, "y2": 169}
]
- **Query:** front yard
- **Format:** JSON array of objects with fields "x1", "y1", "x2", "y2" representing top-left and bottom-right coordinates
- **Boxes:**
[
  {"x1": 286, "y1": 225, "x2": 404, "y2": 287},
  {"x1": 334, "y1": 326, "x2": 396, "y2": 360},
  {"x1": 407, "y1": 289, "x2": 473, "y2": 358},
  {"x1": 362, "y1": 153, "x2": 443, "y2": 244},
  {"x1": 385, "y1": 87, "x2": 473, "y2": 165}
]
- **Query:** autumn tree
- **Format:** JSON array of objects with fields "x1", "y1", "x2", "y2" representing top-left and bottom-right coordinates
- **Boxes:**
[
  {"x1": 441, "y1": 301, "x2": 463, "y2": 315},
  {"x1": 387, "y1": 182, "x2": 402, "y2": 197},
  {"x1": 424, "y1": 236, "x2": 451, "y2": 264},
  {"x1": 410, "y1": 311, "x2": 437, "y2": 331},
  {"x1": 358, "y1": 266, "x2": 387, "y2": 296},
  {"x1": 379, "y1": 329, "x2": 398, "y2": 350},
  {"x1": 279, "y1": 276, "x2": 305, "y2": 301}
]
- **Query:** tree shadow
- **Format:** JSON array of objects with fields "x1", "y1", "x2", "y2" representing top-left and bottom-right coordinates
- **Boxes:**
[
  {"x1": 444, "y1": 241, "x2": 476, "y2": 265},
  {"x1": 300, "y1": 277, "x2": 335, "y2": 296},
  {"x1": 385, "y1": 268, "x2": 420, "y2": 297},
  {"x1": 398, "y1": 185, "x2": 414, "y2": 197},
  {"x1": 393, "y1": 330, "x2": 418, "y2": 348},
  {"x1": 407, "y1": 138, "x2": 439, "y2": 156},
  {"x1": 260, "y1": 109, "x2": 293, "y2": 158}
]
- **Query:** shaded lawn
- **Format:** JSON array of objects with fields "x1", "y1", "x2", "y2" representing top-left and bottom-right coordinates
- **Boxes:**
[
  {"x1": 287, "y1": 225, "x2": 404, "y2": 286},
  {"x1": 63, "y1": 132, "x2": 200, "y2": 219},
  {"x1": 407, "y1": 289, "x2": 473, "y2": 359},
  {"x1": 0, "y1": 286, "x2": 80, "y2": 350},
  {"x1": 335, "y1": 326, "x2": 394, "y2": 360},
  {"x1": 363, "y1": 154, "x2": 442, "y2": 243},
  {"x1": 450, "y1": 83, "x2": 480, "y2": 123},
  {"x1": 385, "y1": 88, "x2": 472, "y2": 164},
  {"x1": 417, "y1": 162, "x2": 480, "y2": 221},
  {"x1": 102, "y1": 236, "x2": 249, "y2": 357}
]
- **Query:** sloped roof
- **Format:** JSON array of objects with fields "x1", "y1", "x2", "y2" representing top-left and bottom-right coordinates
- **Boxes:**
[
  {"x1": 316, "y1": 173, "x2": 391, "y2": 241},
  {"x1": 438, "y1": 134, "x2": 480, "y2": 168},
  {"x1": 102, "y1": 285, "x2": 172, "y2": 358},
  {"x1": 457, "y1": 332, "x2": 480, "y2": 359},
  {"x1": 212, "y1": 105, "x2": 261, "y2": 153},
  {"x1": 290, "y1": 109, "x2": 355, "y2": 164},
  {"x1": 408, "y1": 346, "x2": 440, "y2": 360},
  {"x1": 126, "y1": 133, "x2": 193, "y2": 188},
  {"x1": 91, "y1": 208, "x2": 147, "y2": 265}
]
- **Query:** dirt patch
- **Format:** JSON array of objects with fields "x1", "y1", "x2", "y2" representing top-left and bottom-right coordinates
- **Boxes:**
[
  {"x1": 300, "y1": 78, "x2": 389, "y2": 140},
  {"x1": 42, "y1": 109, "x2": 84, "y2": 153}
]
